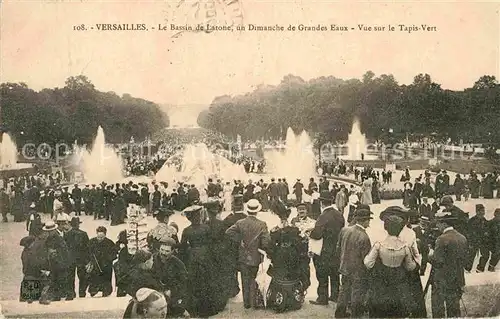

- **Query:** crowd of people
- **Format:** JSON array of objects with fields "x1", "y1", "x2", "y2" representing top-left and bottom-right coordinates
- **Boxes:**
[
  {"x1": 3, "y1": 134, "x2": 500, "y2": 318},
  {"x1": 6, "y1": 164, "x2": 499, "y2": 318}
]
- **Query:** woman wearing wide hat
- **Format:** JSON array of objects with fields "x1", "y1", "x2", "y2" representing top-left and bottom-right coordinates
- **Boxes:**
[
  {"x1": 364, "y1": 215, "x2": 416, "y2": 318},
  {"x1": 204, "y1": 199, "x2": 232, "y2": 313},
  {"x1": 147, "y1": 208, "x2": 178, "y2": 254},
  {"x1": 266, "y1": 202, "x2": 308, "y2": 313},
  {"x1": 379, "y1": 206, "x2": 427, "y2": 318},
  {"x1": 180, "y1": 204, "x2": 220, "y2": 317}
]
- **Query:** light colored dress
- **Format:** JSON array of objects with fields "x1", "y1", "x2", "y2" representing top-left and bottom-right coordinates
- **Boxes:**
[{"x1": 360, "y1": 178, "x2": 373, "y2": 205}]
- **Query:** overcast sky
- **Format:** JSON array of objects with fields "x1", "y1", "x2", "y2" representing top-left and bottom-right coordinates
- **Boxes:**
[{"x1": 1, "y1": 0, "x2": 499, "y2": 109}]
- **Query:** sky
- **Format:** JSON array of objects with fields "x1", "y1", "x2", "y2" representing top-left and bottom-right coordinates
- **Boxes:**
[{"x1": 1, "y1": 0, "x2": 499, "y2": 111}]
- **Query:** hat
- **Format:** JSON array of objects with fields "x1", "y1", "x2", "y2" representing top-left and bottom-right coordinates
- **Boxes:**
[
  {"x1": 56, "y1": 213, "x2": 70, "y2": 222},
  {"x1": 158, "y1": 236, "x2": 177, "y2": 247},
  {"x1": 440, "y1": 195, "x2": 453, "y2": 206},
  {"x1": 434, "y1": 211, "x2": 458, "y2": 223},
  {"x1": 154, "y1": 208, "x2": 174, "y2": 220},
  {"x1": 42, "y1": 221, "x2": 58, "y2": 231},
  {"x1": 475, "y1": 204, "x2": 485, "y2": 211},
  {"x1": 271, "y1": 200, "x2": 291, "y2": 220},
  {"x1": 419, "y1": 215, "x2": 431, "y2": 223},
  {"x1": 29, "y1": 202, "x2": 36, "y2": 208},
  {"x1": 183, "y1": 205, "x2": 203, "y2": 216},
  {"x1": 296, "y1": 203, "x2": 307, "y2": 209},
  {"x1": 319, "y1": 191, "x2": 333, "y2": 201},
  {"x1": 20, "y1": 236, "x2": 35, "y2": 248},
  {"x1": 203, "y1": 200, "x2": 222, "y2": 214},
  {"x1": 53, "y1": 201, "x2": 63, "y2": 212},
  {"x1": 380, "y1": 206, "x2": 409, "y2": 221},
  {"x1": 245, "y1": 199, "x2": 262, "y2": 213},
  {"x1": 135, "y1": 288, "x2": 164, "y2": 303},
  {"x1": 232, "y1": 195, "x2": 245, "y2": 212},
  {"x1": 169, "y1": 222, "x2": 179, "y2": 233},
  {"x1": 70, "y1": 217, "x2": 82, "y2": 227},
  {"x1": 354, "y1": 208, "x2": 373, "y2": 220}
]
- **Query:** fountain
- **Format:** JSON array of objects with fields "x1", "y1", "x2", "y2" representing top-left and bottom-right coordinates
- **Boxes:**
[
  {"x1": 73, "y1": 126, "x2": 124, "y2": 184},
  {"x1": 0, "y1": 133, "x2": 34, "y2": 178},
  {"x1": 155, "y1": 143, "x2": 247, "y2": 188},
  {"x1": 264, "y1": 127, "x2": 317, "y2": 181},
  {"x1": 0, "y1": 133, "x2": 18, "y2": 168},
  {"x1": 338, "y1": 118, "x2": 377, "y2": 161}
]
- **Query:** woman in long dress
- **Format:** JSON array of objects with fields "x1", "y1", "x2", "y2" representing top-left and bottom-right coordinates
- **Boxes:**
[
  {"x1": 266, "y1": 202, "x2": 308, "y2": 313},
  {"x1": 364, "y1": 215, "x2": 416, "y2": 318},
  {"x1": 361, "y1": 178, "x2": 373, "y2": 205},
  {"x1": 179, "y1": 205, "x2": 219, "y2": 318},
  {"x1": 371, "y1": 178, "x2": 381, "y2": 204},
  {"x1": 205, "y1": 201, "x2": 232, "y2": 313},
  {"x1": 223, "y1": 182, "x2": 232, "y2": 212},
  {"x1": 384, "y1": 206, "x2": 427, "y2": 318}
]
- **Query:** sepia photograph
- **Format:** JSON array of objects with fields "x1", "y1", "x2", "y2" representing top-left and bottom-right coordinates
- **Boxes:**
[{"x1": 0, "y1": 0, "x2": 499, "y2": 318}]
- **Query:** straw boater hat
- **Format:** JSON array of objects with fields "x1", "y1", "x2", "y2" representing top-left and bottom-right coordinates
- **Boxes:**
[
  {"x1": 42, "y1": 221, "x2": 58, "y2": 231},
  {"x1": 245, "y1": 199, "x2": 262, "y2": 214}
]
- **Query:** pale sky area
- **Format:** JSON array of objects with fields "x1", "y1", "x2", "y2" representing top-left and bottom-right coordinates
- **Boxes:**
[{"x1": 1, "y1": 0, "x2": 499, "y2": 111}]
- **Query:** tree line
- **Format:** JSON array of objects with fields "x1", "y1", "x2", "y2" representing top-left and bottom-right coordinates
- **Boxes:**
[
  {"x1": 197, "y1": 72, "x2": 500, "y2": 147},
  {"x1": 1, "y1": 75, "x2": 168, "y2": 147}
]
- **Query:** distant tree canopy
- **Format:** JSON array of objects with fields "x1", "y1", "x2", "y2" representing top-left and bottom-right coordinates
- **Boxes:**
[
  {"x1": 1, "y1": 75, "x2": 168, "y2": 146},
  {"x1": 198, "y1": 73, "x2": 500, "y2": 145}
]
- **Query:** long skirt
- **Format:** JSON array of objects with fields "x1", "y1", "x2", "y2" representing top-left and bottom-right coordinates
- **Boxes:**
[
  {"x1": 368, "y1": 262, "x2": 412, "y2": 318},
  {"x1": 408, "y1": 268, "x2": 427, "y2": 318},
  {"x1": 187, "y1": 257, "x2": 220, "y2": 317},
  {"x1": 266, "y1": 278, "x2": 304, "y2": 313}
]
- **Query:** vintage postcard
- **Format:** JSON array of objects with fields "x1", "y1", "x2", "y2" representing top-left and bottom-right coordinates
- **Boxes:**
[{"x1": 1, "y1": 0, "x2": 499, "y2": 318}]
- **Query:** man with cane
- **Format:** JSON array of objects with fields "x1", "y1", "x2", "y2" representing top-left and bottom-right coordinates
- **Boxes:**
[{"x1": 427, "y1": 210, "x2": 468, "y2": 318}]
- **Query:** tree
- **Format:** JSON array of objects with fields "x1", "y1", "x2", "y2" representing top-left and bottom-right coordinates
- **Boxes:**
[
  {"x1": 1, "y1": 77, "x2": 168, "y2": 148},
  {"x1": 197, "y1": 72, "x2": 500, "y2": 146}
]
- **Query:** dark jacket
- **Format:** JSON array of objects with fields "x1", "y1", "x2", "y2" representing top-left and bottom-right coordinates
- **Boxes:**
[
  {"x1": 309, "y1": 205, "x2": 345, "y2": 265},
  {"x1": 226, "y1": 215, "x2": 271, "y2": 266},
  {"x1": 429, "y1": 228, "x2": 468, "y2": 290},
  {"x1": 336, "y1": 225, "x2": 371, "y2": 277},
  {"x1": 64, "y1": 228, "x2": 90, "y2": 264}
]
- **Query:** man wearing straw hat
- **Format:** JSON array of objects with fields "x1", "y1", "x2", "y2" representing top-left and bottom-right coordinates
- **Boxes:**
[
  {"x1": 226, "y1": 199, "x2": 271, "y2": 309},
  {"x1": 428, "y1": 210, "x2": 468, "y2": 318}
]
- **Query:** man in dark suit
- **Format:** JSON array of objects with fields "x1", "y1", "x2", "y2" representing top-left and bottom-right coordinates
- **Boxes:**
[
  {"x1": 64, "y1": 217, "x2": 90, "y2": 299},
  {"x1": 334, "y1": 208, "x2": 372, "y2": 318},
  {"x1": 418, "y1": 197, "x2": 433, "y2": 219},
  {"x1": 267, "y1": 178, "x2": 280, "y2": 202},
  {"x1": 466, "y1": 204, "x2": 490, "y2": 272},
  {"x1": 429, "y1": 211, "x2": 468, "y2": 318},
  {"x1": 309, "y1": 195, "x2": 345, "y2": 305},
  {"x1": 226, "y1": 199, "x2": 271, "y2": 309},
  {"x1": 71, "y1": 184, "x2": 82, "y2": 216},
  {"x1": 440, "y1": 195, "x2": 469, "y2": 236},
  {"x1": 223, "y1": 194, "x2": 247, "y2": 297},
  {"x1": 413, "y1": 178, "x2": 423, "y2": 206},
  {"x1": 413, "y1": 216, "x2": 435, "y2": 276}
]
